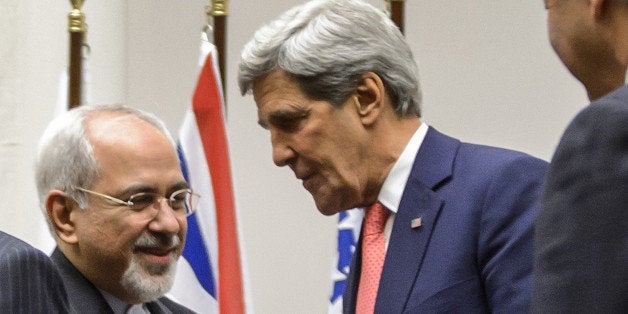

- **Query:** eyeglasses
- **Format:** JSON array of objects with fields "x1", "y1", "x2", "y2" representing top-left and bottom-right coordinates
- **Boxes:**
[{"x1": 74, "y1": 187, "x2": 200, "y2": 217}]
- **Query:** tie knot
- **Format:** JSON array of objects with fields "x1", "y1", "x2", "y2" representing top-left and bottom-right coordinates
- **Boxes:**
[{"x1": 363, "y1": 202, "x2": 389, "y2": 235}]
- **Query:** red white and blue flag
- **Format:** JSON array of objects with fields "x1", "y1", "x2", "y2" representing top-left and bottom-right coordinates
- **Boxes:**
[
  {"x1": 169, "y1": 39, "x2": 247, "y2": 314},
  {"x1": 328, "y1": 208, "x2": 363, "y2": 313}
]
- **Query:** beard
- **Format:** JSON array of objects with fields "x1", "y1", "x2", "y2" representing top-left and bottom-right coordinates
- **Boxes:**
[{"x1": 120, "y1": 233, "x2": 181, "y2": 303}]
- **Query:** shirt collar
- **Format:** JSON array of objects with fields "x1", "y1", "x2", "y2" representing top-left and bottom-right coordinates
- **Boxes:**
[
  {"x1": 99, "y1": 289, "x2": 148, "y2": 314},
  {"x1": 100, "y1": 289, "x2": 130, "y2": 314},
  {"x1": 378, "y1": 122, "x2": 428, "y2": 213}
]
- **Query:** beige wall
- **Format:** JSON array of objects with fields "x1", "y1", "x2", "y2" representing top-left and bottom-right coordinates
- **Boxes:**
[{"x1": 0, "y1": 1, "x2": 586, "y2": 313}]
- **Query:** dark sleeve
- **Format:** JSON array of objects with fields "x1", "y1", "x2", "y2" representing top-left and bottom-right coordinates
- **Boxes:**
[
  {"x1": 533, "y1": 101, "x2": 628, "y2": 313},
  {"x1": 0, "y1": 237, "x2": 71, "y2": 314},
  {"x1": 477, "y1": 155, "x2": 548, "y2": 313}
]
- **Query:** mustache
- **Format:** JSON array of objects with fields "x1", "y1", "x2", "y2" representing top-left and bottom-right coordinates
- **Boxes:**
[{"x1": 133, "y1": 233, "x2": 181, "y2": 250}]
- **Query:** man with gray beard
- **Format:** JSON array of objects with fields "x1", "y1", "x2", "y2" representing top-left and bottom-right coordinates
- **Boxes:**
[{"x1": 35, "y1": 104, "x2": 196, "y2": 313}]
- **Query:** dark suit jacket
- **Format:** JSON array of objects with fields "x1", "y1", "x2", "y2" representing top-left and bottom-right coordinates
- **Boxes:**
[
  {"x1": 51, "y1": 247, "x2": 195, "y2": 314},
  {"x1": 0, "y1": 231, "x2": 70, "y2": 313},
  {"x1": 533, "y1": 85, "x2": 628, "y2": 313},
  {"x1": 343, "y1": 127, "x2": 548, "y2": 313}
]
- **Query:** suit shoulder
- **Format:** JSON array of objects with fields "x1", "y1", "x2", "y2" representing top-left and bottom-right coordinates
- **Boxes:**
[
  {"x1": 572, "y1": 85, "x2": 628, "y2": 131},
  {"x1": 0, "y1": 233, "x2": 71, "y2": 313},
  {"x1": 0, "y1": 232, "x2": 60, "y2": 280},
  {"x1": 593, "y1": 85, "x2": 628, "y2": 108},
  {"x1": 457, "y1": 142, "x2": 548, "y2": 172},
  {"x1": 0, "y1": 231, "x2": 32, "y2": 249},
  {"x1": 556, "y1": 87, "x2": 628, "y2": 161},
  {"x1": 0, "y1": 231, "x2": 47, "y2": 263}
]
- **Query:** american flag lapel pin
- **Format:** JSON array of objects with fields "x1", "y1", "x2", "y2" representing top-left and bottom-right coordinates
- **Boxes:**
[{"x1": 411, "y1": 217, "x2": 423, "y2": 229}]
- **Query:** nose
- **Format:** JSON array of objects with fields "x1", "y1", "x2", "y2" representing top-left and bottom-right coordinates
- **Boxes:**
[
  {"x1": 270, "y1": 130, "x2": 295, "y2": 167},
  {"x1": 148, "y1": 199, "x2": 182, "y2": 235}
]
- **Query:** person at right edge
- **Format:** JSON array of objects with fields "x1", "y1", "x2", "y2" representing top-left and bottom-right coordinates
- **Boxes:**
[
  {"x1": 237, "y1": 0, "x2": 548, "y2": 312},
  {"x1": 533, "y1": 0, "x2": 627, "y2": 313}
]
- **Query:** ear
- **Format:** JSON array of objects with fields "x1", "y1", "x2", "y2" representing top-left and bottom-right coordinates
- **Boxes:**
[
  {"x1": 46, "y1": 190, "x2": 79, "y2": 244},
  {"x1": 354, "y1": 72, "x2": 386, "y2": 126}
]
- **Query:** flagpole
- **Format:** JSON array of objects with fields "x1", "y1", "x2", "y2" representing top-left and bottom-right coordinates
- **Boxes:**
[
  {"x1": 388, "y1": 0, "x2": 405, "y2": 34},
  {"x1": 68, "y1": 0, "x2": 86, "y2": 109},
  {"x1": 209, "y1": 0, "x2": 228, "y2": 93}
]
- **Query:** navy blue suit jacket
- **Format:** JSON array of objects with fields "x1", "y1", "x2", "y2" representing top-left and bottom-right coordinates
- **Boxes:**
[
  {"x1": 0, "y1": 231, "x2": 70, "y2": 313},
  {"x1": 533, "y1": 85, "x2": 628, "y2": 313},
  {"x1": 343, "y1": 127, "x2": 548, "y2": 313}
]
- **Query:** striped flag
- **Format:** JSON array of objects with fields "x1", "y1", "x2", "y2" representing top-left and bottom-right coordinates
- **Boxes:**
[
  {"x1": 169, "y1": 38, "x2": 247, "y2": 314},
  {"x1": 328, "y1": 208, "x2": 363, "y2": 313}
]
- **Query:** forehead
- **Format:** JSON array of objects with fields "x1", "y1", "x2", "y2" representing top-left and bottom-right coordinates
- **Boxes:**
[
  {"x1": 87, "y1": 113, "x2": 183, "y2": 189},
  {"x1": 87, "y1": 112, "x2": 171, "y2": 150},
  {"x1": 253, "y1": 71, "x2": 314, "y2": 124},
  {"x1": 252, "y1": 70, "x2": 307, "y2": 106},
  {"x1": 87, "y1": 112, "x2": 151, "y2": 140}
]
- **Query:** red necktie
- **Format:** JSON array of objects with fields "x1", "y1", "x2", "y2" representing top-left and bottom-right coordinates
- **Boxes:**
[{"x1": 356, "y1": 202, "x2": 390, "y2": 314}]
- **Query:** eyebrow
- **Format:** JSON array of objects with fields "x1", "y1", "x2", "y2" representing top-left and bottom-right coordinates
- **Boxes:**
[
  {"x1": 114, "y1": 181, "x2": 189, "y2": 198},
  {"x1": 168, "y1": 181, "x2": 190, "y2": 194},
  {"x1": 258, "y1": 108, "x2": 310, "y2": 130}
]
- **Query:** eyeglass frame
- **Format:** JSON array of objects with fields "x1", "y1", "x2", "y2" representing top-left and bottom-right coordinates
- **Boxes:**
[{"x1": 73, "y1": 186, "x2": 200, "y2": 217}]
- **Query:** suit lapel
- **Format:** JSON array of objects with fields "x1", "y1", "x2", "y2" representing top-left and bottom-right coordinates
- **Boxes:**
[
  {"x1": 146, "y1": 300, "x2": 168, "y2": 314},
  {"x1": 50, "y1": 248, "x2": 115, "y2": 314},
  {"x1": 343, "y1": 226, "x2": 362, "y2": 313},
  {"x1": 374, "y1": 181, "x2": 443, "y2": 313},
  {"x1": 374, "y1": 127, "x2": 459, "y2": 313}
]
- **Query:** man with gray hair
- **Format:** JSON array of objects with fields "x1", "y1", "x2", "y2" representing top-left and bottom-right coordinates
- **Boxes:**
[
  {"x1": 35, "y1": 104, "x2": 196, "y2": 313},
  {"x1": 533, "y1": 0, "x2": 628, "y2": 312},
  {"x1": 238, "y1": 0, "x2": 547, "y2": 312}
]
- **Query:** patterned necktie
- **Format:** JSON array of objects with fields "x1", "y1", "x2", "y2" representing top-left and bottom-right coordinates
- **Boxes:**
[{"x1": 356, "y1": 202, "x2": 390, "y2": 314}]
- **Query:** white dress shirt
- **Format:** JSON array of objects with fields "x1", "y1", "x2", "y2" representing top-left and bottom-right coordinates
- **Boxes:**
[
  {"x1": 100, "y1": 289, "x2": 150, "y2": 314},
  {"x1": 375, "y1": 122, "x2": 429, "y2": 249}
]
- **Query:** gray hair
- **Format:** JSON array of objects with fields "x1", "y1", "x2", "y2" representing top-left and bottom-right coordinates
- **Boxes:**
[
  {"x1": 238, "y1": 0, "x2": 422, "y2": 117},
  {"x1": 35, "y1": 104, "x2": 175, "y2": 213}
]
